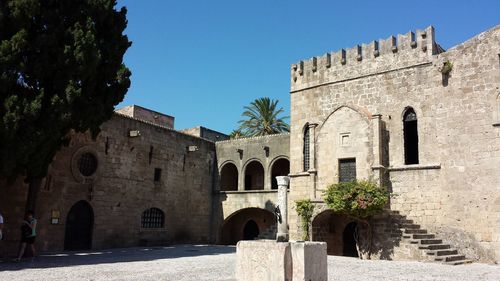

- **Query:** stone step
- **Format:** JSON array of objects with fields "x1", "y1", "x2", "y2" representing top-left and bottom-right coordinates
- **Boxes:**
[
  {"x1": 413, "y1": 234, "x2": 435, "y2": 239},
  {"x1": 445, "y1": 259, "x2": 473, "y2": 266},
  {"x1": 426, "y1": 249, "x2": 458, "y2": 256},
  {"x1": 419, "y1": 239, "x2": 442, "y2": 245},
  {"x1": 404, "y1": 229, "x2": 427, "y2": 234},
  {"x1": 434, "y1": 255, "x2": 466, "y2": 262},
  {"x1": 419, "y1": 244, "x2": 451, "y2": 250},
  {"x1": 401, "y1": 224, "x2": 420, "y2": 229}
]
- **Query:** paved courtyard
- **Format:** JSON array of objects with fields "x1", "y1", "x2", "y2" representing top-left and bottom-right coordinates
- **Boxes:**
[{"x1": 0, "y1": 245, "x2": 498, "y2": 281}]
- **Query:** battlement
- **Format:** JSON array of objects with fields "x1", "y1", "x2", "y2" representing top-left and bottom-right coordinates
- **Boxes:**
[{"x1": 291, "y1": 26, "x2": 444, "y2": 93}]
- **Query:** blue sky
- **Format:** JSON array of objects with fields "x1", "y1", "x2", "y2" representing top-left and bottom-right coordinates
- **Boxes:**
[{"x1": 116, "y1": 0, "x2": 499, "y2": 134}]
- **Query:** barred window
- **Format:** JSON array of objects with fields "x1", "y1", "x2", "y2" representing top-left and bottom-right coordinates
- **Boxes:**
[
  {"x1": 78, "y1": 153, "x2": 98, "y2": 177},
  {"x1": 303, "y1": 126, "x2": 310, "y2": 171},
  {"x1": 339, "y1": 158, "x2": 356, "y2": 182},
  {"x1": 141, "y1": 208, "x2": 165, "y2": 228}
]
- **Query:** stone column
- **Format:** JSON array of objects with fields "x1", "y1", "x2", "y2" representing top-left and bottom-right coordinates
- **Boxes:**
[
  {"x1": 371, "y1": 114, "x2": 385, "y2": 187},
  {"x1": 308, "y1": 123, "x2": 318, "y2": 171},
  {"x1": 276, "y1": 176, "x2": 290, "y2": 242}
]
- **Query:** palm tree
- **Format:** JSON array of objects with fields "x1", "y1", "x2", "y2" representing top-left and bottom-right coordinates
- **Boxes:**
[
  {"x1": 238, "y1": 97, "x2": 289, "y2": 137},
  {"x1": 229, "y1": 129, "x2": 246, "y2": 139}
]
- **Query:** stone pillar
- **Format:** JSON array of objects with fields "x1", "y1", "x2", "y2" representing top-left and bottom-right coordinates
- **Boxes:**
[
  {"x1": 276, "y1": 176, "x2": 290, "y2": 242},
  {"x1": 308, "y1": 123, "x2": 318, "y2": 171},
  {"x1": 371, "y1": 114, "x2": 385, "y2": 187}
]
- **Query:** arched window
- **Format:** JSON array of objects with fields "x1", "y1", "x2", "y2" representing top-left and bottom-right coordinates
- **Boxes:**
[
  {"x1": 220, "y1": 163, "x2": 238, "y2": 191},
  {"x1": 141, "y1": 208, "x2": 165, "y2": 228},
  {"x1": 244, "y1": 161, "x2": 264, "y2": 190},
  {"x1": 403, "y1": 108, "x2": 419, "y2": 164},
  {"x1": 303, "y1": 125, "x2": 310, "y2": 171}
]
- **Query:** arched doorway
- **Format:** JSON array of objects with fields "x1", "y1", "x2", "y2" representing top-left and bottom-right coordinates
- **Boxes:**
[
  {"x1": 271, "y1": 158, "x2": 290, "y2": 189},
  {"x1": 220, "y1": 208, "x2": 274, "y2": 245},
  {"x1": 64, "y1": 200, "x2": 94, "y2": 250},
  {"x1": 243, "y1": 220, "x2": 259, "y2": 240},
  {"x1": 244, "y1": 161, "x2": 264, "y2": 190},
  {"x1": 220, "y1": 162, "x2": 238, "y2": 191},
  {"x1": 312, "y1": 210, "x2": 356, "y2": 256},
  {"x1": 343, "y1": 222, "x2": 359, "y2": 257}
]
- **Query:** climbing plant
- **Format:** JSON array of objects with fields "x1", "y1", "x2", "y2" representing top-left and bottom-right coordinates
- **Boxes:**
[
  {"x1": 294, "y1": 199, "x2": 315, "y2": 241},
  {"x1": 323, "y1": 180, "x2": 389, "y2": 259}
]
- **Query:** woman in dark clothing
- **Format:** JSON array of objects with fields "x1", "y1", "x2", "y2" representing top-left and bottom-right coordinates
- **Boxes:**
[{"x1": 14, "y1": 210, "x2": 37, "y2": 262}]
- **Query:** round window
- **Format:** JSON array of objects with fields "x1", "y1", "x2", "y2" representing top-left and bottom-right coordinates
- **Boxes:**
[{"x1": 78, "y1": 153, "x2": 98, "y2": 177}]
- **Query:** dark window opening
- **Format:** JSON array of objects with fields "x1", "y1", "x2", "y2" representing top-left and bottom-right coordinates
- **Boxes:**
[
  {"x1": 245, "y1": 175, "x2": 252, "y2": 190},
  {"x1": 339, "y1": 158, "x2": 356, "y2": 182},
  {"x1": 303, "y1": 126, "x2": 310, "y2": 171},
  {"x1": 271, "y1": 158, "x2": 290, "y2": 189},
  {"x1": 403, "y1": 108, "x2": 419, "y2": 164},
  {"x1": 220, "y1": 163, "x2": 238, "y2": 191},
  {"x1": 244, "y1": 161, "x2": 264, "y2": 190},
  {"x1": 154, "y1": 168, "x2": 162, "y2": 182},
  {"x1": 141, "y1": 208, "x2": 164, "y2": 228}
]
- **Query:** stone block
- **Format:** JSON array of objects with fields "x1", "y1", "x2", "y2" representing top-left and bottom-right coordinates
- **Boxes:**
[
  {"x1": 236, "y1": 240, "x2": 327, "y2": 281},
  {"x1": 291, "y1": 241, "x2": 328, "y2": 281},
  {"x1": 236, "y1": 240, "x2": 292, "y2": 281}
]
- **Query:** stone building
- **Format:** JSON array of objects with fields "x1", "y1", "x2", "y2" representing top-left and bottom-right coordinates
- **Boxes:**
[
  {"x1": 0, "y1": 108, "x2": 223, "y2": 253},
  {"x1": 0, "y1": 25, "x2": 498, "y2": 264},
  {"x1": 287, "y1": 25, "x2": 499, "y2": 263}
]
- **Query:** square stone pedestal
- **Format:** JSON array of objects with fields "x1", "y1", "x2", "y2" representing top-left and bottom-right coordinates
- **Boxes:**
[{"x1": 236, "y1": 240, "x2": 327, "y2": 281}]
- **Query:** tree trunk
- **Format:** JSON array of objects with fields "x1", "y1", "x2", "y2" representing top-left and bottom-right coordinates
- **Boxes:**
[
  {"x1": 355, "y1": 219, "x2": 372, "y2": 260},
  {"x1": 26, "y1": 177, "x2": 42, "y2": 212}
]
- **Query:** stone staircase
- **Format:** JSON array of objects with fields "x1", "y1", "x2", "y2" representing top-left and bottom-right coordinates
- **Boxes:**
[
  {"x1": 386, "y1": 210, "x2": 472, "y2": 265},
  {"x1": 258, "y1": 224, "x2": 277, "y2": 240}
]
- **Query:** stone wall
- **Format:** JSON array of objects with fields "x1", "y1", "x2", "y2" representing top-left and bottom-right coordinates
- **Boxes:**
[
  {"x1": 216, "y1": 134, "x2": 290, "y2": 191},
  {"x1": 115, "y1": 105, "x2": 175, "y2": 128},
  {"x1": 288, "y1": 25, "x2": 500, "y2": 262},
  {"x1": 180, "y1": 126, "x2": 229, "y2": 142},
  {"x1": 0, "y1": 113, "x2": 216, "y2": 254}
]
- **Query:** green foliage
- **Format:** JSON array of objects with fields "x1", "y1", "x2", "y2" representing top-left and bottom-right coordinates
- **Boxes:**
[
  {"x1": 294, "y1": 199, "x2": 315, "y2": 241},
  {"x1": 0, "y1": 0, "x2": 131, "y2": 180},
  {"x1": 440, "y1": 60, "x2": 453, "y2": 74},
  {"x1": 237, "y1": 97, "x2": 289, "y2": 137},
  {"x1": 229, "y1": 129, "x2": 245, "y2": 139},
  {"x1": 323, "y1": 180, "x2": 389, "y2": 219}
]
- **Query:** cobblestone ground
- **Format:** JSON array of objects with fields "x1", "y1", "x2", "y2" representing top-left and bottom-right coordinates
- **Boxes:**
[{"x1": 0, "y1": 245, "x2": 498, "y2": 281}]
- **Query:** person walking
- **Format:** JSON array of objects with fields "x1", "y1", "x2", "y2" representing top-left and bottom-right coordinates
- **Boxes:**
[{"x1": 14, "y1": 210, "x2": 37, "y2": 262}]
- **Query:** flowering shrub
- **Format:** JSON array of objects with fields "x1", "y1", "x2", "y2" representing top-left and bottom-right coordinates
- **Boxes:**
[
  {"x1": 323, "y1": 180, "x2": 389, "y2": 219},
  {"x1": 323, "y1": 180, "x2": 389, "y2": 259}
]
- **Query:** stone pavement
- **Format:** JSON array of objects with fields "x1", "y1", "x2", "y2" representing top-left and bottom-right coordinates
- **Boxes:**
[{"x1": 0, "y1": 245, "x2": 498, "y2": 281}]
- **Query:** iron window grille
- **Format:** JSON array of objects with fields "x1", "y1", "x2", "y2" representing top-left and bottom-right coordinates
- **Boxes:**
[
  {"x1": 303, "y1": 126, "x2": 310, "y2": 171},
  {"x1": 141, "y1": 208, "x2": 165, "y2": 228},
  {"x1": 78, "y1": 153, "x2": 98, "y2": 177}
]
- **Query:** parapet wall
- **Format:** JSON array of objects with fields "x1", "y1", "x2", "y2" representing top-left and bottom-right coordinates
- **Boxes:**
[{"x1": 291, "y1": 26, "x2": 442, "y2": 93}]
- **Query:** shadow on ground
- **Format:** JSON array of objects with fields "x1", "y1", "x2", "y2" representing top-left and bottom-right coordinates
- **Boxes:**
[{"x1": 0, "y1": 244, "x2": 236, "y2": 271}]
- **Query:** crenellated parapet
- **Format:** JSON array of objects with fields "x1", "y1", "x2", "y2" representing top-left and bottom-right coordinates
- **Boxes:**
[{"x1": 291, "y1": 26, "x2": 443, "y2": 93}]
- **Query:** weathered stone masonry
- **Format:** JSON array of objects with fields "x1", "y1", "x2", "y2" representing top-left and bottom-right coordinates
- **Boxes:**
[
  {"x1": 0, "y1": 112, "x2": 218, "y2": 253},
  {"x1": 288, "y1": 25, "x2": 500, "y2": 263}
]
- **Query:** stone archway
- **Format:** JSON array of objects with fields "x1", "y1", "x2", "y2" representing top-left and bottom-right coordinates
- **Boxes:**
[
  {"x1": 270, "y1": 158, "x2": 290, "y2": 189},
  {"x1": 244, "y1": 160, "x2": 264, "y2": 190},
  {"x1": 64, "y1": 200, "x2": 94, "y2": 250},
  {"x1": 220, "y1": 208, "x2": 274, "y2": 245},
  {"x1": 220, "y1": 162, "x2": 238, "y2": 191},
  {"x1": 311, "y1": 210, "x2": 357, "y2": 256},
  {"x1": 243, "y1": 220, "x2": 260, "y2": 240},
  {"x1": 343, "y1": 222, "x2": 359, "y2": 257}
]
